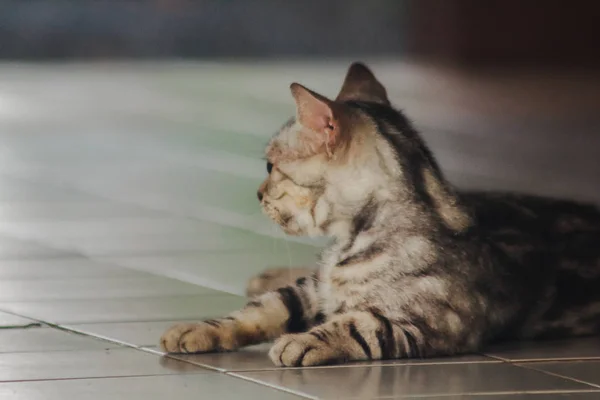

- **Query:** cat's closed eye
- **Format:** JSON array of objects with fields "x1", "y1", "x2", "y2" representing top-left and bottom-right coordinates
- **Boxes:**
[{"x1": 267, "y1": 162, "x2": 273, "y2": 174}]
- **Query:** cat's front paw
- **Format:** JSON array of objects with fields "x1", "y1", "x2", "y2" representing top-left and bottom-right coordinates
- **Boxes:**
[
  {"x1": 160, "y1": 322, "x2": 223, "y2": 353},
  {"x1": 269, "y1": 333, "x2": 341, "y2": 367}
]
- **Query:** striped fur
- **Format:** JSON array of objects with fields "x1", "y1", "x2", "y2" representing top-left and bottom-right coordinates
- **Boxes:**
[{"x1": 161, "y1": 62, "x2": 600, "y2": 366}]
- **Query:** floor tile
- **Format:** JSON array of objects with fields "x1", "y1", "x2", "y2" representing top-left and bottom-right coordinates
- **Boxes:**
[
  {"x1": 164, "y1": 344, "x2": 498, "y2": 372},
  {"x1": 0, "y1": 348, "x2": 205, "y2": 382},
  {"x1": 486, "y1": 337, "x2": 600, "y2": 362},
  {"x1": 0, "y1": 373, "x2": 307, "y2": 399},
  {"x1": 0, "y1": 294, "x2": 246, "y2": 324},
  {"x1": 0, "y1": 257, "x2": 146, "y2": 279},
  {"x1": 0, "y1": 276, "x2": 218, "y2": 301},
  {"x1": 0, "y1": 236, "x2": 74, "y2": 260},
  {"x1": 164, "y1": 343, "x2": 275, "y2": 371},
  {"x1": 65, "y1": 320, "x2": 190, "y2": 347},
  {"x1": 234, "y1": 363, "x2": 592, "y2": 399},
  {"x1": 520, "y1": 360, "x2": 600, "y2": 387},
  {"x1": 0, "y1": 311, "x2": 39, "y2": 328},
  {"x1": 0, "y1": 327, "x2": 121, "y2": 353}
]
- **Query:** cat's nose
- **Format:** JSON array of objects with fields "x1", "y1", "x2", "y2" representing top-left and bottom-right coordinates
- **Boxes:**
[{"x1": 257, "y1": 191, "x2": 264, "y2": 202}]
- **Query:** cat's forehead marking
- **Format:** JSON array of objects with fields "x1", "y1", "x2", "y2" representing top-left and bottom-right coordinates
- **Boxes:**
[
  {"x1": 281, "y1": 117, "x2": 296, "y2": 131},
  {"x1": 265, "y1": 117, "x2": 304, "y2": 162}
]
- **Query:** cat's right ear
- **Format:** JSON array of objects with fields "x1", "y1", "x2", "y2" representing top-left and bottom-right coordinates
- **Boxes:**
[
  {"x1": 336, "y1": 62, "x2": 389, "y2": 105},
  {"x1": 290, "y1": 83, "x2": 341, "y2": 156}
]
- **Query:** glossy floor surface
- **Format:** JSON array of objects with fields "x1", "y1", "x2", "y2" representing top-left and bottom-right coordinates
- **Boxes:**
[{"x1": 0, "y1": 61, "x2": 599, "y2": 399}]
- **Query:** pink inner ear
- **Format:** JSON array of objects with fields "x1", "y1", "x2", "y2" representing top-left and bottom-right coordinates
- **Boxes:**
[
  {"x1": 302, "y1": 107, "x2": 332, "y2": 132},
  {"x1": 291, "y1": 83, "x2": 334, "y2": 133}
]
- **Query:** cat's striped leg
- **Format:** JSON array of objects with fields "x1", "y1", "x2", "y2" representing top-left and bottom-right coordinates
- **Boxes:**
[
  {"x1": 160, "y1": 274, "x2": 321, "y2": 353},
  {"x1": 269, "y1": 309, "x2": 470, "y2": 367}
]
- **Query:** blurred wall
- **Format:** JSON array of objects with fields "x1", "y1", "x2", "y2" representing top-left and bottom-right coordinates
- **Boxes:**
[{"x1": 0, "y1": 0, "x2": 408, "y2": 59}]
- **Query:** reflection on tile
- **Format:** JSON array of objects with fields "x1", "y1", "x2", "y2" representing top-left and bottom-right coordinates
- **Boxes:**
[
  {"x1": 0, "y1": 294, "x2": 246, "y2": 324},
  {"x1": 521, "y1": 360, "x2": 600, "y2": 387},
  {"x1": 0, "y1": 348, "x2": 205, "y2": 382},
  {"x1": 0, "y1": 277, "x2": 218, "y2": 301},
  {"x1": 485, "y1": 337, "x2": 600, "y2": 362},
  {"x1": 0, "y1": 327, "x2": 120, "y2": 353},
  {"x1": 165, "y1": 345, "x2": 497, "y2": 372},
  {"x1": 87, "y1": 167, "x2": 263, "y2": 216},
  {"x1": 166, "y1": 343, "x2": 275, "y2": 371},
  {"x1": 0, "y1": 201, "x2": 163, "y2": 220},
  {"x1": 0, "y1": 217, "x2": 244, "y2": 239},
  {"x1": 40, "y1": 231, "x2": 312, "y2": 257},
  {"x1": 0, "y1": 178, "x2": 101, "y2": 202},
  {"x1": 0, "y1": 311, "x2": 39, "y2": 329},
  {"x1": 403, "y1": 394, "x2": 600, "y2": 399},
  {"x1": 0, "y1": 373, "x2": 305, "y2": 400},
  {"x1": 234, "y1": 363, "x2": 590, "y2": 398},
  {"x1": 0, "y1": 257, "x2": 145, "y2": 279},
  {"x1": 0, "y1": 215, "x2": 316, "y2": 256},
  {"x1": 65, "y1": 320, "x2": 188, "y2": 347},
  {"x1": 105, "y1": 251, "x2": 318, "y2": 296},
  {"x1": 0, "y1": 236, "x2": 74, "y2": 260}
]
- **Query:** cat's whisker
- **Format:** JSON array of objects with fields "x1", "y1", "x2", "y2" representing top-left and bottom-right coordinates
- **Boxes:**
[
  {"x1": 282, "y1": 235, "x2": 294, "y2": 276},
  {"x1": 269, "y1": 224, "x2": 279, "y2": 255}
]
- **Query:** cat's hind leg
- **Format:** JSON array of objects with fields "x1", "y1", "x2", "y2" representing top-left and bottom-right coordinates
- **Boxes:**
[
  {"x1": 161, "y1": 273, "x2": 321, "y2": 353},
  {"x1": 246, "y1": 266, "x2": 315, "y2": 297}
]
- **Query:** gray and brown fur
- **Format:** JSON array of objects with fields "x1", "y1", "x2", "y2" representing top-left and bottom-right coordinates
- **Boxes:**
[{"x1": 161, "y1": 62, "x2": 600, "y2": 366}]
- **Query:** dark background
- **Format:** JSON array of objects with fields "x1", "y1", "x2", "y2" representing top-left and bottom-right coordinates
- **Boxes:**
[{"x1": 1, "y1": 0, "x2": 599, "y2": 68}]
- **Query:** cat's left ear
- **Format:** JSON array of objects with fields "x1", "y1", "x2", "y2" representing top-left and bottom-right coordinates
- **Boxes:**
[
  {"x1": 336, "y1": 62, "x2": 389, "y2": 105},
  {"x1": 290, "y1": 83, "x2": 340, "y2": 155}
]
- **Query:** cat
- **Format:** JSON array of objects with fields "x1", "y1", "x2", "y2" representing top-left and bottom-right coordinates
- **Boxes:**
[{"x1": 160, "y1": 62, "x2": 600, "y2": 367}]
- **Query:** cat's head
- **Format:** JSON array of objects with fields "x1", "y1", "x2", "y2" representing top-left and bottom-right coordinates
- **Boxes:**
[{"x1": 258, "y1": 62, "x2": 469, "y2": 238}]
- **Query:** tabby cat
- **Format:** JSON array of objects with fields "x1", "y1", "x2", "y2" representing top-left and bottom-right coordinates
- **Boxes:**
[{"x1": 161, "y1": 62, "x2": 600, "y2": 366}]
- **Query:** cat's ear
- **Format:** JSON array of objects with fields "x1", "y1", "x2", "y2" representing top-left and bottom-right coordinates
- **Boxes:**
[
  {"x1": 290, "y1": 83, "x2": 340, "y2": 154},
  {"x1": 336, "y1": 62, "x2": 389, "y2": 105}
]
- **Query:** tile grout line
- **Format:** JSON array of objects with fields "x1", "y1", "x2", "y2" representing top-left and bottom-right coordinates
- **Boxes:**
[
  {"x1": 512, "y1": 362, "x2": 600, "y2": 390},
  {"x1": 0, "y1": 372, "x2": 210, "y2": 385},
  {"x1": 226, "y1": 371, "x2": 317, "y2": 400},
  {"x1": 381, "y1": 389, "x2": 600, "y2": 399},
  {"x1": 119, "y1": 344, "x2": 318, "y2": 398}
]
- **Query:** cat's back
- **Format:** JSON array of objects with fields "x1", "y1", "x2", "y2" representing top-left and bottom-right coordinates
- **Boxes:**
[
  {"x1": 463, "y1": 190, "x2": 600, "y2": 239},
  {"x1": 462, "y1": 190, "x2": 600, "y2": 339},
  {"x1": 462, "y1": 190, "x2": 600, "y2": 269}
]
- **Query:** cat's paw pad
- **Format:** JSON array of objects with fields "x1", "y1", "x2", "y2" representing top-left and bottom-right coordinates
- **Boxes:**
[
  {"x1": 160, "y1": 322, "x2": 223, "y2": 353},
  {"x1": 269, "y1": 333, "x2": 340, "y2": 367}
]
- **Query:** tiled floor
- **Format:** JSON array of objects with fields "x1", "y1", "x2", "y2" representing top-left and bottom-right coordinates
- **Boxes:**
[{"x1": 0, "y1": 61, "x2": 599, "y2": 398}]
